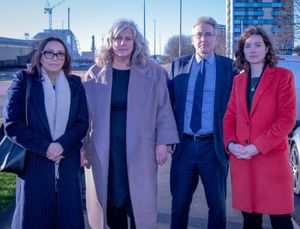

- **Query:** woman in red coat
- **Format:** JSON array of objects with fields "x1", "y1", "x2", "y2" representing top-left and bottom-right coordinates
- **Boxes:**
[{"x1": 223, "y1": 26, "x2": 296, "y2": 229}]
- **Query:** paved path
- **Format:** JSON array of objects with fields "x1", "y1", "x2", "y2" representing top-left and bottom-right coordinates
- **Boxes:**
[{"x1": 2, "y1": 159, "x2": 299, "y2": 228}]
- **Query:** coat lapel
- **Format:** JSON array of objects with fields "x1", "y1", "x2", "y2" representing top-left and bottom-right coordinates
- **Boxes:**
[
  {"x1": 250, "y1": 66, "x2": 275, "y2": 116},
  {"x1": 239, "y1": 72, "x2": 250, "y2": 118},
  {"x1": 30, "y1": 79, "x2": 52, "y2": 137},
  {"x1": 180, "y1": 55, "x2": 194, "y2": 101},
  {"x1": 93, "y1": 65, "x2": 112, "y2": 162},
  {"x1": 66, "y1": 78, "x2": 81, "y2": 130},
  {"x1": 215, "y1": 55, "x2": 226, "y2": 107},
  {"x1": 175, "y1": 55, "x2": 193, "y2": 134},
  {"x1": 126, "y1": 64, "x2": 154, "y2": 158}
]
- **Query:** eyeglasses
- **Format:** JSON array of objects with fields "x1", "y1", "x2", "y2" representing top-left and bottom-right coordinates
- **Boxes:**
[
  {"x1": 192, "y1": 32, "x2": 215, "y2": 39},
  {"x1": 113, "y1": 36, "x2": 134, "y2": 43},
  {"x1": 42, "y1": 50, "x2": 66, "y2": 60}
]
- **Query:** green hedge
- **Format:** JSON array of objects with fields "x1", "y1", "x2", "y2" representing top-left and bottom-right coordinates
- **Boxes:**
[{"x1": 0, "y1": 173, "x2": 16, "y2": 213}]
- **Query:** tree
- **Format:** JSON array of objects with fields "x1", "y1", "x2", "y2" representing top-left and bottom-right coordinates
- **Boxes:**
[
  {"x1": 273, "y1": 0, "x2": 294, "y2": 54},
  {"x1": 295, "y1": 0, "x2": 300, "y2": 45},
  {"x1": 164, "y1": 35, "x2": 194, "y2": 61},
  {"x1": 164, "y1": 30, "x2": 227, "y2": 62},
  {"x1": 215, "y1": 29, "x2": 226, "y2": 56}
]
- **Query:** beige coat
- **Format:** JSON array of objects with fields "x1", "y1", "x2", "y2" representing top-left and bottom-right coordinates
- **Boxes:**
[{"x1": 83, "y1": 60, "x2": 179, "y2": 229}]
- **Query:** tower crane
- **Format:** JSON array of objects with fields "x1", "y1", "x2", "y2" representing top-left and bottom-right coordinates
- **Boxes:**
[{"x1": 44, "y1": 0, "x2": 65, "y2": 30}]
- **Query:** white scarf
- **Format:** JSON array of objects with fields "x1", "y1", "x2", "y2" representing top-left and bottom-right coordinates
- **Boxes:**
[{"x1": 41, "y1": 68, "x2": 71, "y2": 182}]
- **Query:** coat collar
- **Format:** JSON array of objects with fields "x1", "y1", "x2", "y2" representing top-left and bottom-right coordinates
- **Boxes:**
[
  {"x1": 95, "y1": 60, "x2": 152, "y2": 83},
  {"x1": 250, "y1": 65, "x2": 275, "y2": 115},
  {"x1": 240, "y1": 65, "x2": 276, "y2": 116}
]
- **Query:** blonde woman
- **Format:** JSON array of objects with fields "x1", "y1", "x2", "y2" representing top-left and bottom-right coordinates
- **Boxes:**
[{"x1": 82, "y1": 19, "x2": 179, "y2": 229}]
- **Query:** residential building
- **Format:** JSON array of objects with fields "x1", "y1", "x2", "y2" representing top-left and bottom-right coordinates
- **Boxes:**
[{"x1": 226, "y1": 0, "x2": 294, "y2": 58}]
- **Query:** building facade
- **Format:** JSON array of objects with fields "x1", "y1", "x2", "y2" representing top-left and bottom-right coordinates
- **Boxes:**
[
  {"x1": 226, "y1": 0, "x2": 294, "y2": 58},
  {"x1": 0, "y1": 29, "x2": 81, "y2": 68},
  {"x1": 34, "y1": 29, "x2": 80, "y2": 60}
]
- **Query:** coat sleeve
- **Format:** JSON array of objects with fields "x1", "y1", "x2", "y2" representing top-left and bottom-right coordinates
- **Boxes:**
[
  {"x1": 155, "y1": 67, "x2": 179, "y2": 145},
  {"x1": 56, "y1": 77, "x2": 89, "y2": 155},
  {"x1": 253, "y1": 71, "x2": 296, "y2": 154},
  {"x1": 3, "y1": 71, "x2": 51, "y2": 155},
  {"x1": 223, "y1": 76, "x2": 238, "y2": 152}
]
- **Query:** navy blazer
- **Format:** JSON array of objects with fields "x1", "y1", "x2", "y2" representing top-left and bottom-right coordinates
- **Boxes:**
[{"x1": 168, "y1": 54, "x2": 235, "y2": 165}]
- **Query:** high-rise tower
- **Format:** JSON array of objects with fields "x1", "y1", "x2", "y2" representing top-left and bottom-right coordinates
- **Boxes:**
[{"x1": 226, "y1": 0, "x2": 294, "y2": 58}]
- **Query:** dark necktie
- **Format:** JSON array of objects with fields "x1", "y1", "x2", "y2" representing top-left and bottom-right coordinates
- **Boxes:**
[{"x1": 190, "y1": 59, "x2": 206, "y2": 133}]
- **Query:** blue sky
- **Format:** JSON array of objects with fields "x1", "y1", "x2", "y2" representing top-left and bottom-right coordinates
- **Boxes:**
[{"x1": 0, "y1": 0, "x2": 226, "y2": 54}]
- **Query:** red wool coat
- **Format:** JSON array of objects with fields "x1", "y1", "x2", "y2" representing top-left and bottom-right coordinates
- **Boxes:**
[{"x1": 223, "y1": 65, "x2": 296, "y2": 214}]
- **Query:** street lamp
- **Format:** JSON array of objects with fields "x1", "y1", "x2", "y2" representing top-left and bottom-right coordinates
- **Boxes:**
[
  {"x1": 179, "y1": 0, "x2": 182, "y2": 56},
  {"x1": 159, "y1": 34, "x2": 161, "y2": 55},
  {"x1": 153, "y1": 19, "x2": 156, "y2": 55},
  {"x1": 144, "y1": 0, "x2": 146, "y2": 39}
]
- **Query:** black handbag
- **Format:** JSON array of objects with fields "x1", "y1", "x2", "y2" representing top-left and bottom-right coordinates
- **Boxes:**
[{"x1": 0, "y1": 74, "x2": 31, "y2": 174}]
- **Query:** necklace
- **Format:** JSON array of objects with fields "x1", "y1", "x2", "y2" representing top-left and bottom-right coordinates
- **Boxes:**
[{"x1": 250, "y1": 77, "x2": 259, "y2": 92}]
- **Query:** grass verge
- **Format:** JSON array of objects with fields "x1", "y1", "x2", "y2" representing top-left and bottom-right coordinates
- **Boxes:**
[{"x1": 0, "y1": 173, "x2": 16, "y2": 213}]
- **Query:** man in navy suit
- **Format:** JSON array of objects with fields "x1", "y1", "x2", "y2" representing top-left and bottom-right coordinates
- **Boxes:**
[{"x1": 168, "y1": 16, "x2": 236, "y2": 229}]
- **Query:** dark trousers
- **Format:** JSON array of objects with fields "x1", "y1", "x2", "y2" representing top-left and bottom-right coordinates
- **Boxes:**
[
  {"x1": 107, "y1": 201, "x2": 136, "y2": 229},
  {"x1": 242, "y1": 212, "x2": 294, "y2": 229},
  {"x1": 170, "y1": 137, "x2": 228, "y2": 229}
]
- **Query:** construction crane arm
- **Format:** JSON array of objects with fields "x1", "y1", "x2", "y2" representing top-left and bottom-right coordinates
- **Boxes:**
[{"x1": 51, "y1": 0, "x2": 65, "y2": 10}]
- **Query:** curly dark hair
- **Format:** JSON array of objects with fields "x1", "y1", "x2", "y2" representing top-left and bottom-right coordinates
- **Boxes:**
[
  {"x1": 234, "y1": 26, "x2": 278, "y2": 72},
  {"x1": 28, "y1": 36, "x2": 72, "y2": 79}
]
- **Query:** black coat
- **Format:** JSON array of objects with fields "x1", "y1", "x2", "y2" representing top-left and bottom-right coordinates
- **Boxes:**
[{"x1": 3, "y1": 70, "x2": 89, "y2": 229}]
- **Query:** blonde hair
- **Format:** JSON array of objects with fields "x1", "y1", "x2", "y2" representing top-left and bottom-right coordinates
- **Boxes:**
[{"x1": 95, "y1": 19, "x2": 149, "y2": 67}]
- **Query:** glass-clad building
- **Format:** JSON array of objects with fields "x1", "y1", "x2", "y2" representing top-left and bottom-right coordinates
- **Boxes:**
[{"x1": 226, "y1": 0, "x2": 294, "y2": 57}]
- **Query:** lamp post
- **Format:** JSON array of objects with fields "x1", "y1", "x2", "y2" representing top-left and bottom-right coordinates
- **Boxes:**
[
  {"x1": 153, "y1": 19, "x2": 156, "y2": 55},
  {"x1": 143, "y1": 0, "x2": 146, "y2": 39},
  {"x1": 179, "y1": 0, "x2": 182, "y2": 57},
  {"x1": 159, "y1": 34, "x2": 161, "y2": 55}
]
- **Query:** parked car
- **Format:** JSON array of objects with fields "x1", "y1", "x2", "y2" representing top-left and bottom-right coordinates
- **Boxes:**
[
  {"x1": 278, "y1": 55, "x2": 300, "y2": 195},
  {"x1": 149, "y1": 55, "x2": 163, "y2": 64}
]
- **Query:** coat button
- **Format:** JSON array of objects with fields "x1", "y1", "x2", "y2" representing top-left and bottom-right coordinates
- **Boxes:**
[
  {"x1": 246, "y1": 121, "x2": 249, "y2": 125},
  {"x1": 245, "y1": 139, "x2": 248, "y2": 144}
]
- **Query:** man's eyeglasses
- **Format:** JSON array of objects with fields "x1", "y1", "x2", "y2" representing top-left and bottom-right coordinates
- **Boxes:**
[
  {"x1": 42, "y1": 50, "x2": 66, "y2": 60},
  {"x1": 192, "y1": 32, "x2": 215, "y2": 39}
]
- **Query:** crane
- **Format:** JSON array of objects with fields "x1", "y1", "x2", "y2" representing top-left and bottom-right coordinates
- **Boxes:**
[{"x1": 44, "y1": 0, "x2": 65, "y2": 30}]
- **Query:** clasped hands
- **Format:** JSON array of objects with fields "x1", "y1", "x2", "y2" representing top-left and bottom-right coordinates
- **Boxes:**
[
  {"x1": 228, "y1": 142, "x2": 259, "y2": 160},
  {"x1": 46, "y1": 142, "x2": 64, "y2": 162}
]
